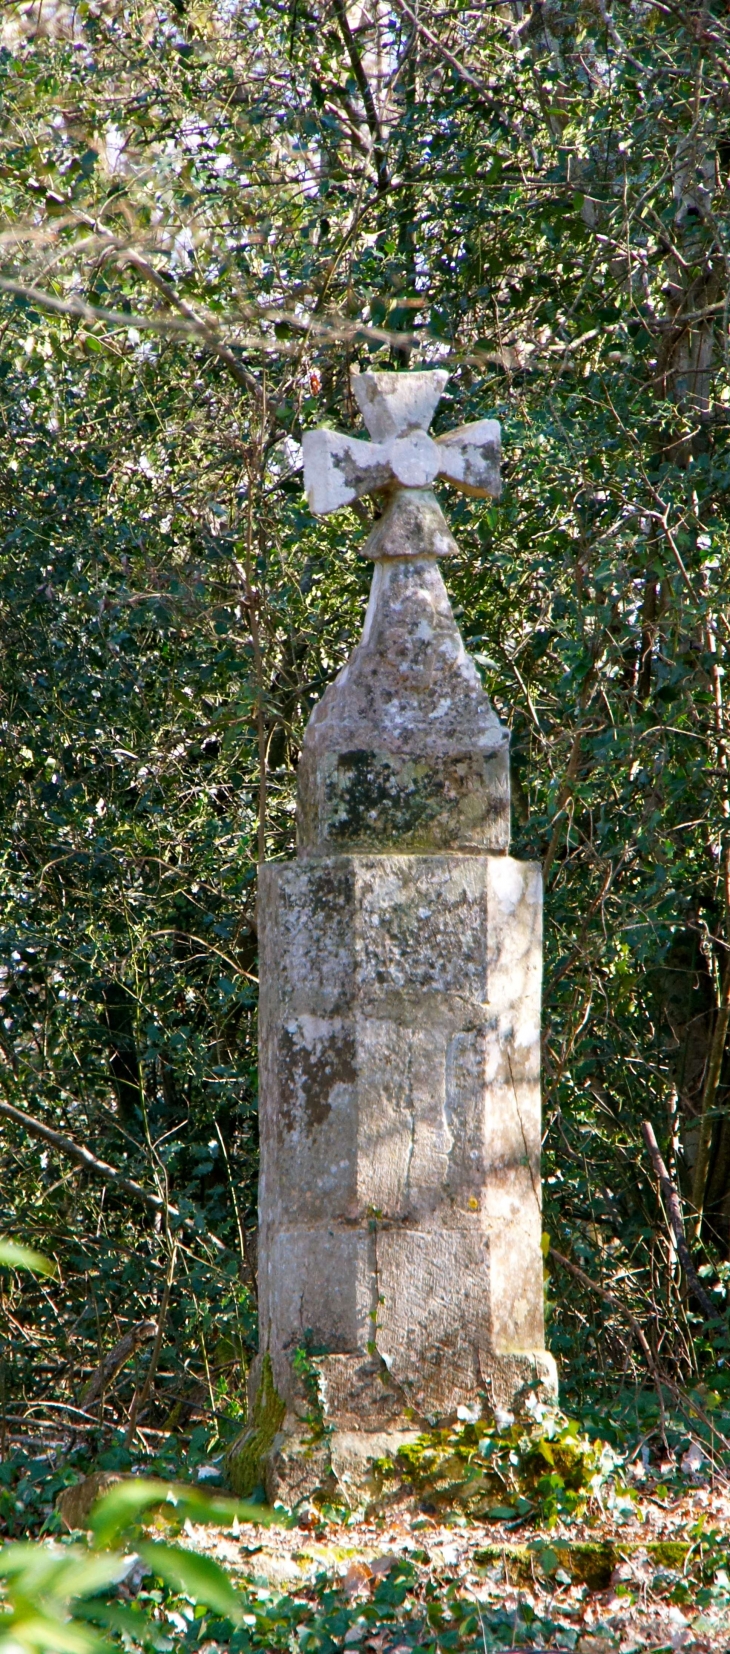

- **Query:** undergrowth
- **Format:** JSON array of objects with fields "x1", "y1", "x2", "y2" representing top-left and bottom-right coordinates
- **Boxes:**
[{"x1": 385, "y1": 1399, "x2": 628, "y2": 1527}]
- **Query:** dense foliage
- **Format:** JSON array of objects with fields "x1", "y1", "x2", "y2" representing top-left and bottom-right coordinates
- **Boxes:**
[{"x1": 2, "y1": 0, "x2": 730, "y2": 1487}]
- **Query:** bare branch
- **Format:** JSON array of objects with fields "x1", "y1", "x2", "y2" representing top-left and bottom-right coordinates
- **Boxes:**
[
  {"x1": 0, "y1": 1096, "x2": 227, "y2": 1255},
  {"x1": 82, "y1": 1319, "x2": 158, "y2": 1410},
  {"x1": 640, "y1": 1120, "x2": 718, "y2": 1320},
  {"x1": 331, "y1": 0, "x2": 390, "y2": 193}
]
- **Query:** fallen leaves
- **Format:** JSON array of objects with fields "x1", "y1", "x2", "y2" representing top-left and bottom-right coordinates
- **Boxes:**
[{"x1": 343, "y1": 1561, "x2": 373, "y2": 1596}]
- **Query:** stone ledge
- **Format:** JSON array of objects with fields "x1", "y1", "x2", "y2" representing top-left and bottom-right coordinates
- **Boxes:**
[
  {"x1": 262, "y1": 1426, "x2": 424, "y2": 1507},
  {"x1": 472, "y1": 1539, "x2": 691, "y2": 1590}
]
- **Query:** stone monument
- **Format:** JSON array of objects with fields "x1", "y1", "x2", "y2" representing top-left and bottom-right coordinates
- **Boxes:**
[{"x1": 230, "y1": 369, "x2": 557, "y2": 1507}]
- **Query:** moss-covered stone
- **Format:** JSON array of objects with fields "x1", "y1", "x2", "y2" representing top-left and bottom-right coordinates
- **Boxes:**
[
  {"x1": 295, "y1": 550, "x2": 511, "y2": 858},
  {"x1": 225, "y1": 1354, "x2": 286, "y2": 1497},
  {"x1": 316, "y1": 748, "x2": 507, "y2": 855},
  {"x1": 472, "y1": 1540, "x2": 692, "y2": 1591},
  {"x1": 57, "y1": 1471, "x2": 127, "y2": 1532},
  {"x1": 647, "y1": 1540, "x2": 693, "y2": 1569}
]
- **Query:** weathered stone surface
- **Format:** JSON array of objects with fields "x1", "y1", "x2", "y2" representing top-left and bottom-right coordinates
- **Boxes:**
[
  {"x1": 297, "y1": 551, "x2": 510, "y2": 855},
  {"x1": 263, "y1": 1430, "x2": 332, "y2": 1507},
  {"x1": 226, "y1": 1350, "x2": 286, "y2": 1497},
  {"x1": 434, "y1": 419, "x2": 501, "y2": 500},
  {"x1": 57, "y1": 1471, "x2": 126, "y2": 1532},
  {"x1": 317, "y1": 1354, "x2": 411, "y2": 1430},
  {"x1": 361, "y1": 488, "x2": 459, "y2": 562},
  {"x1": 478, "y1": 1350, "x2": 558, "y2": 1410},
  {"x1": 301, "y1": 369, "x2": 501, "y2": 516},
  {"x1": 256, "y1": 852, "x2": 556, "y2": 1474},
  {"x1": 352, "y1": 368, "x2": 450, "y2": 441},
  {"x1": 375, "y1": 1228, "x2": 492, "y2": 1416},
  {"x1": 252, "y1": 368, "x2": 555, "y2": 1506},
  {"x1": 329, "y1": 1429, "x2": 422, "y2": 1496},
  {"x1": 262, "y1": 1426, "x2": 423, "y2": 1507},
  {"x1": 302, "y1": 427, "x2": 395, "y2": 516},
  {"x1": 262, "y1": 1226, "x2": 375, "y2": 1355},
  {"x1": 258, "y1": 856, "x2": 543, "y2": 1233}
]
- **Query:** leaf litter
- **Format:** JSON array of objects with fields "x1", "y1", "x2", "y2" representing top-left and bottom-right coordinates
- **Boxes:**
[{"x1": 169, "y1": 1462, "x2": 730, "y2": 1653}]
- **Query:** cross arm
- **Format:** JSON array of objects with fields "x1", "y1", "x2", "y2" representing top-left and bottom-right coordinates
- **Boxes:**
[
  {"x1": 302, "y1": 428, "x2": 392, "y2": 515},
  {"x1": 302, "y1": 412, "x2": 501, "y2": 515},
  {"x1": 435, "y1": 418, "x2": 501, "y2": 499}
]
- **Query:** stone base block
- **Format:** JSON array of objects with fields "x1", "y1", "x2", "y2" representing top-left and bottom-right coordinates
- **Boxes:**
[
  {"x1": 478, "y1": 1349, "x2": 558, "y2": 1411},
  {"x1": 229, "y1": 1340, "x2": 557, "y2": 1505},
  {"x1": 261, "y1": 1353, "x2": 558, "y2": 1504},
  {"x1": 244, "y1": 1345, "x2": 558, "y2": 1508},
  {"x1": 262, "y1": 1427, "x2": 422, "y2": 1506},
  {"x1": 262, "y1": 1429, "x2": 332, "y2": 1507},
  {"x1": 317, "y1": 1353, "x2": 413, "y2": 1431},
  {"x1": 330, "y1": 1430, "x2": 422, "y2": 1498}
]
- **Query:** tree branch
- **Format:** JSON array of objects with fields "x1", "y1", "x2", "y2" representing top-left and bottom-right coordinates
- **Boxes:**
[
  {"x1": 549, "y1": 1247, "x2": 659, "y2": 1376},
  {"x1": 331, "y1": 0, "x2": 390, "y2": 193},
  {"x1": 542, "y1": 729, "x2": 583, "y2": 882},
  {"x1": 551, "y1": 1245, "x2": 730, "y2": 1470},
  {"x1": 82, "y1": 1319, "x2": 157, "y2": 1410},
  {"x1": 122, "y1": 249, "x2": 265, "y2": 402},
  {"x1": 0, "y1": 1097, "x2": 227, "y2": 1255},
  {"x1": 388, "y1": 0, "x2": 538, "y2": 161},
  {"x1": 691, "y1": 953, "x2": 730, "y2": 1235},
  {"x1": 640, "y1": 1120, "x2": 718, "y2": 1320}
]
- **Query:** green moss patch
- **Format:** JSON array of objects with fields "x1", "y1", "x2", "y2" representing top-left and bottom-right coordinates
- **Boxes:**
[
  {"x1": 472, "y1": 1540, "x2": 691, "y2": 1590},
  {"x1": 389, "y1": 1409, "x2": 624, "y2": 1525},
  {"x1": 225, "y1": 1353, "x2": 286, "y2": 1497}
]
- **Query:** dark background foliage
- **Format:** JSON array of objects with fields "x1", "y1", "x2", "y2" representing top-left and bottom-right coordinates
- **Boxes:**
[{"x1": 2, "y1": 0, "x2": 730, "y2": 1497}]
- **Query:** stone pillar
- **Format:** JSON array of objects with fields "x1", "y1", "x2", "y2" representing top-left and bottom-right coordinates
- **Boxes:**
[{"x1": 230, "y1": 381, "x2": 557, "y2": 1506}]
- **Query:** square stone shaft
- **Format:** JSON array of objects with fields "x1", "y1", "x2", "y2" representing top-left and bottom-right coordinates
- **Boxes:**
[{"x1": 257, "y1": 853, "x2": 550, "y2": 1423}]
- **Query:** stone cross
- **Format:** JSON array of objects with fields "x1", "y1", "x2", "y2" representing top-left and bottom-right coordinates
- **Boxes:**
[
  {"x1": 302, "y1": 368, "x2": 501, "y2": 514},
  {"x1": 229, "y1": 369, "x2": 557, "y2": 1509}
]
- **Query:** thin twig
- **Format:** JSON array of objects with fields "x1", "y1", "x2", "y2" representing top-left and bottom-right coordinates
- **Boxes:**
[
  {"x1": 0, "y1": 1097, "x2": 228, "y2": 1254},
  {"x1": 125, "y1": 1246, "x2": 177, "y2": 1447},
  {"x1": 214, "y1": 1123, "x2": 257, "y2": 1300},
  {"x1": 550, "y1": 1248, "x2": 660, "y2": 1374}
]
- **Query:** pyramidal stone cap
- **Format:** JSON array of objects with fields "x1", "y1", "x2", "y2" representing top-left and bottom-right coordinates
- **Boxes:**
[{"x1": 297, "y1": 370, "x2": 510, "y2": 856}]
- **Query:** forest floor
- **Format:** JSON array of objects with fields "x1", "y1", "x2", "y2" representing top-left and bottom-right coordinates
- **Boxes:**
[
  {"x1": 169, "y1": 1476, "x2": 730, "y2": 1654},
  {"x1": 6, "y1": 1400, "x2": 730, "y2": 1653}
]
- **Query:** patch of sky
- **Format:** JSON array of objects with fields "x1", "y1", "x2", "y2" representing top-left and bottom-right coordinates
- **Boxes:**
[{"x1": 104, "y1": 123, "x2": 127, "y2": 174}]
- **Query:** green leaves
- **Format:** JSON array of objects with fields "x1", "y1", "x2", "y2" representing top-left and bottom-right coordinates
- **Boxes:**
[
  {"x1": 0, "y1": 1478, "x2": 259, "y2": 1654},
  {"x1": 0, "y1": 1532, "x2": 242, "y2": 1654},
  {"x1": 135, "y1": 1542, "x2": 243, "y2": 1621},
  {"x1": 89, "y1": 1478, "x2": 276, "y2": 1551},
  {"x1": 392, "y1": 1403, "x2": 625, "y2": 1527},
  {"x1": 0, "y1": 1239, "x2": 54, "y2": 1274},
  {"x1": 0, "y1": 1543, "x2": 130, "y2": 1654},
  {"x1": 0, "y1": 1540, "x2": 127, "y2": 1597}
]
